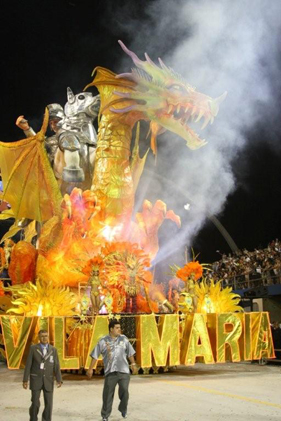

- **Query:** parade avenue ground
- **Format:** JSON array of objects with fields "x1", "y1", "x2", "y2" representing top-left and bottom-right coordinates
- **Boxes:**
[{"x1": 0, "y1": 362, "x2": 280, "y2": 421}]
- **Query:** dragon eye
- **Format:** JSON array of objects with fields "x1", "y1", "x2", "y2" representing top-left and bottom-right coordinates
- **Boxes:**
[
  {"x1": 168, "y1": 84, "x2": 188, "y2": 94},
  {"x1": 78, "y1": 94, "x2": 85, "y2": 100}
]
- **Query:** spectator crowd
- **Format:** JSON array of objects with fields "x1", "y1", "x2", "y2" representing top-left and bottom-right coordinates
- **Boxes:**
[{"x1": 210, "y1": 239, "x2": 281, "y2": 290}]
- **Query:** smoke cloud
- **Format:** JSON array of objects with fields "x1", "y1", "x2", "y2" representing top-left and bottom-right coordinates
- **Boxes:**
[{"x1": 113, "y1": 0, "x2": 281, "y2": 265}]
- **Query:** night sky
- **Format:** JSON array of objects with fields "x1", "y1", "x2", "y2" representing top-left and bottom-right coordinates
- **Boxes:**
[{"x1": 1, "y1": 0, "x2": 281, "y2": 266}]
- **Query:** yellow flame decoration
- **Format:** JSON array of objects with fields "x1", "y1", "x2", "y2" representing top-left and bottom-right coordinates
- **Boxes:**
[
  {"x1": 6, "y1": 279, "x2": 78, "y2": 317},
  {"x1": 195, "y1": 278, "x2": 243, "y2": 314}
]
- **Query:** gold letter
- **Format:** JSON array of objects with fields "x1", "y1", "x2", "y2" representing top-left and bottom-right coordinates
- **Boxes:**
[
  {"x1": 252, "y1": 312, "x2": 275, "y2": 360},
  {"x1": 0, "y1": 315, "x2": 37, "y2": 369},
  {"x1": 243, "y1": 313, "x2": 252, "y2": 361},
  {"x1": 217, "y1": 313, "x2": 243, "y2": 362},
  {"x1": 181, "y1": 314, "x2": 214, "y2": 365},
  {"x1": 53, "y1": 317, "x2": 80, "y2": 369},
  {"x1": 137, "y1": 314, "x2": 180, "y2": 367},
  {"x1": 85, "y1": 316, "x2": 109, "y2": 369}
]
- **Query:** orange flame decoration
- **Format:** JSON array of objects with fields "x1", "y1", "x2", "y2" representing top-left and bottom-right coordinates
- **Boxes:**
[
  {"x1": 0, "y1": 281, "x2": 5, "y2": 297},
  {"x1": 176, "y1": 261, "x2": 203, "y2": 282},
  {"x1": 61, "y1": 187, "x2": 102, "y2": 239}
]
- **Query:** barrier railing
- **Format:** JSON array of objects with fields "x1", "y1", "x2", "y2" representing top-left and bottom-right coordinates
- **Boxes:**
[{"x1": 218, "y1": 274, "x2": 281, "y2": 291}]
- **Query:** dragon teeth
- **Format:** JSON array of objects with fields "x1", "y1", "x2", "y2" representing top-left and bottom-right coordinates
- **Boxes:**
[
  {"x1": 191, "y1": 107, "x2": 197, "y2": 116},
  {"x1": 201, "y1": 115, "x2": 211, "y2": 130},
  {"x1": 195, "y1": 110, "x2": 204, "y2": 123},
  {"x1": 168, "y1": 104, "x2": 174, "y2": 114}
]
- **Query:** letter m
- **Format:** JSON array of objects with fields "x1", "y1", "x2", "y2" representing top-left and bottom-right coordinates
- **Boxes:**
[{"x1": 136, "y1": 314, "x2": 180, "y2": 367}]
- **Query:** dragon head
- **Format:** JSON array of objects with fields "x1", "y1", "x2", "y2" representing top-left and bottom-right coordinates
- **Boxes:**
[{"x1": 111, "y1": 41, "x2": 226, "y2": 154}]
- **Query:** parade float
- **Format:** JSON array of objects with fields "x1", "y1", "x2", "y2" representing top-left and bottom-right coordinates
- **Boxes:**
[{"x1": 0, "y1": 41, "x2": 274, "y2": 372}]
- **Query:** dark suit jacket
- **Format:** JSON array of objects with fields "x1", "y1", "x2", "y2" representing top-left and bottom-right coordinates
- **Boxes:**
[{"x1": 23, "y1": 344, "x2": 62, "y2": 392}]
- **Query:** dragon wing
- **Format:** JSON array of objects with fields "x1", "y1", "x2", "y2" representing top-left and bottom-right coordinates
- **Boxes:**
[{"x1": 0, "y1": 109, "x2": 62, "y2": 224}]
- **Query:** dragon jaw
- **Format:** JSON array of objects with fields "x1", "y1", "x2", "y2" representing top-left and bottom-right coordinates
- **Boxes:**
[{"x1": 111, "y1": 40, "x2": 227, "y2": 153}]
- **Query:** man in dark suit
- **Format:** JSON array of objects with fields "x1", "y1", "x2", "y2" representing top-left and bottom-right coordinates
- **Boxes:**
[{"x1": 23, "y1": 329, "x2": 62, "y2": 421}]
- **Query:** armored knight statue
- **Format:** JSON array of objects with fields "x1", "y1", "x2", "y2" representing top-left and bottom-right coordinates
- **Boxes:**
[
  {"x1": 16, "y1": 89, "x2": 100, "y2": 190},
  {"x1": 56, "y1": 88, "x2": 100, "y2": 187}
]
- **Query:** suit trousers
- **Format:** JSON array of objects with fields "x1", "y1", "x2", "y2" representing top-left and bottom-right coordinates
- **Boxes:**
[
  {"x1": 29, "y1": 387, "x2": 53, "y2": 421},
  {"x1": 101, "y1": 372, "x2": 130, "y2": 418}
]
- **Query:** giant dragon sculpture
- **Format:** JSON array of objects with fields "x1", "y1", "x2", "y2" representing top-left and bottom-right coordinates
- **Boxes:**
[
  {"x1": 86, "y1": 41, "x2": 226, "y2": 224},
  {"x1": 0, "y1": 41, "x2": 229, "y2": 315}
]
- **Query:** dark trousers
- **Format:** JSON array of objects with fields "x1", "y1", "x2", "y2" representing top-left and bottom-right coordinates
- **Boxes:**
[
  {"x1": 29, "y1": 387, "x2": 53, "y2": 421},
  {"x1": 101, "y1": 372, "x2": 130, "y2": 418}
]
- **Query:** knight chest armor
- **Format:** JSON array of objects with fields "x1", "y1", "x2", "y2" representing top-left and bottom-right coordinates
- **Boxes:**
[{"x1": 59, "y1": 113, "x2": 97, "y2": 146}]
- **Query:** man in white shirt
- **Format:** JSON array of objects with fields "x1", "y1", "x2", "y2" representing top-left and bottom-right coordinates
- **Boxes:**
[{"x1": 87, "y1": 319, "x2": 137, "y2": 421}]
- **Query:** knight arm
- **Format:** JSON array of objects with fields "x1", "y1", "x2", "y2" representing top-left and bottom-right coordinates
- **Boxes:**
[{"x1": 15, "y1": 115, "x2": 36, "y2": 137}]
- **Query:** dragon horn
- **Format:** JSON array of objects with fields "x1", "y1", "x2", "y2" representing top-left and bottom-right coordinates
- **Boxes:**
[
  {"x1": 158, "y1": 57, "x2": 169, "y2": 71},
  {"x1": 144, "y1": 52, "x2": 158, "y2": 68},
  {"x1": 210, "y1": 91, "x2": 227, "y2": 116},
  {"x1": 67, "y1": 87, "x2": 75, "y2": 104},
  {"x1": 214, "y1": 91, "x2": 228, "y2": 105},
  {"x1": 118, "y1": 40, "x2": 147, "y2": 70}
]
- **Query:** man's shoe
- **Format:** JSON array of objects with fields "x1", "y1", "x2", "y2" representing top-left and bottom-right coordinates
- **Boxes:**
[
  {"x1": 102, "y1": 418, "x2": 108, "y2": 421},
  {"x1": 122, "y1": 412, "x2": 127, "y2": 419}
]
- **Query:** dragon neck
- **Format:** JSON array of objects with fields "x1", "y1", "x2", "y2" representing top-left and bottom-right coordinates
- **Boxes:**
[{"x1": 87, "y1": 67, "x2": 139, "y2": 223}]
